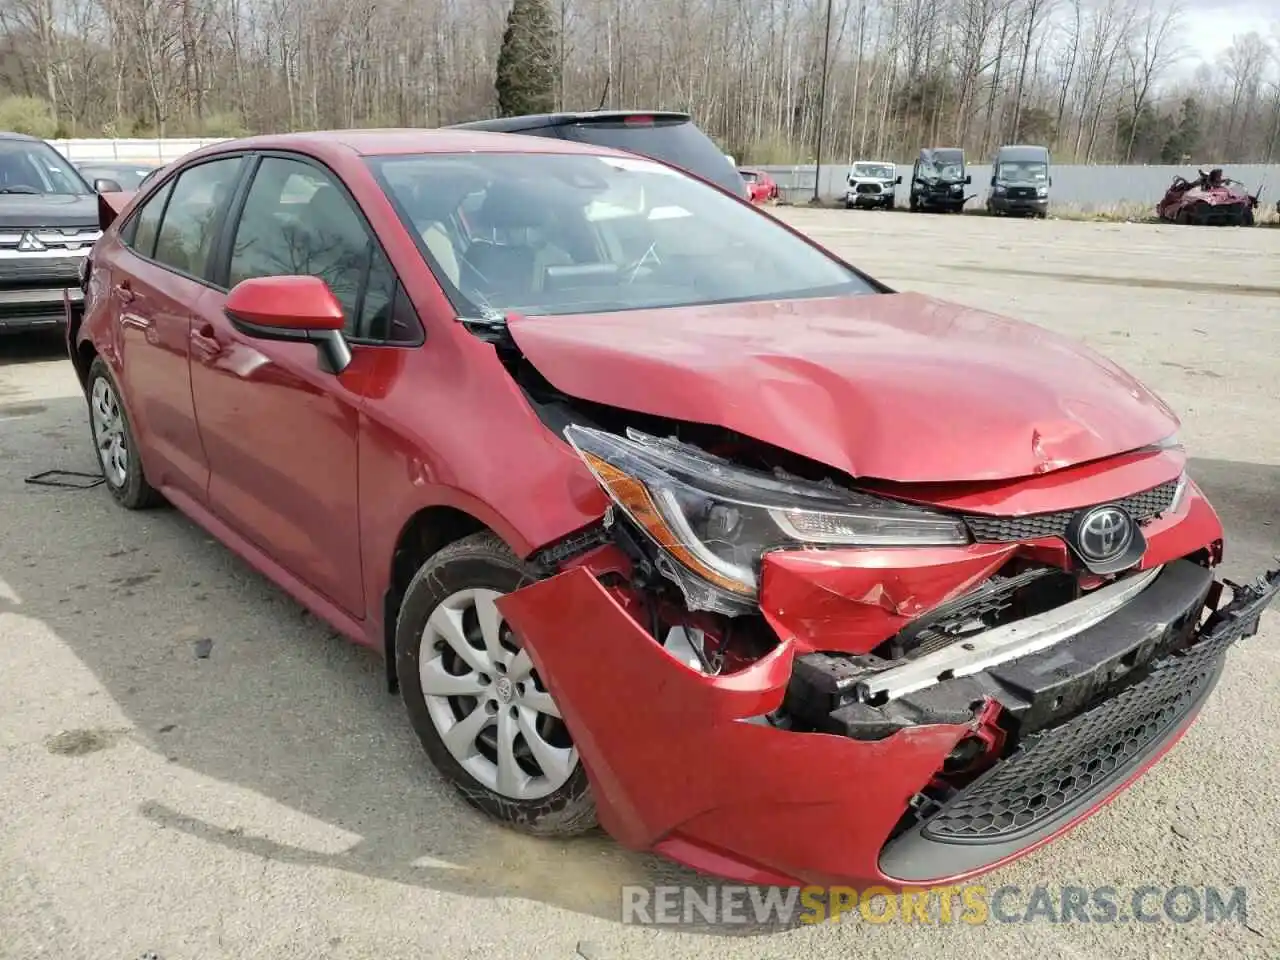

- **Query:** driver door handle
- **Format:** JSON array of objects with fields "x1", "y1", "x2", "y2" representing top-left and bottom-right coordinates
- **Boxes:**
[
  {"x1": 113, "y1": 281, "x2": 135, "y2": 303},
  {"x1": 190, "y1": 322, "x2": 222, "y2": 361}
]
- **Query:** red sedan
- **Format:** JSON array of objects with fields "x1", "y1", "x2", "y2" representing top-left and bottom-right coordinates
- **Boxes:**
[
  {"x1": 739, "y1": 167, "x2": 778, "y2": 203},
  {"x1": 70, "y1": 130, "x2": 1277, "y2": 889}
]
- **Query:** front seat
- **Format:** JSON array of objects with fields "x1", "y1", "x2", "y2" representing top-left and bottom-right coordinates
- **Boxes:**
[{"x1": 464, "y1": 181, "x2": 572, "y2": 297}]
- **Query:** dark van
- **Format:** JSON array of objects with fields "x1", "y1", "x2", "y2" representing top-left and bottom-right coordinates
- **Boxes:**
[
  {"x1": 449, "y1": 111, "x2": 748, "y2": 199},
  {"x1": 987, "y1": 145, "x2": 1052, "y2": 217},
  {"x1": 908, "y1": 147, "x2": 970, "y2": 213}
]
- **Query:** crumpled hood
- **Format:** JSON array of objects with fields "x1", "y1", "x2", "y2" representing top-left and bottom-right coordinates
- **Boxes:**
[{"x1": 507, "y1": 292, "x2": 1180, "y2": 484}]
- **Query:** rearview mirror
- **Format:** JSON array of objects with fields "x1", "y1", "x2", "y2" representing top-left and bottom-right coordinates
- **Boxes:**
[
  {"x1": 224, "y1": 275, "x2": 352, "y2": 375},
  {"x1": 93, "y1": 177, "x2": 123, "y2": 193}
]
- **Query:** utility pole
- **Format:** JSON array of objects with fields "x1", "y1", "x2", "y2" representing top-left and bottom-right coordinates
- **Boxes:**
[{"x1": 812, "y1": 0, "x2": 835, "y2": 203}]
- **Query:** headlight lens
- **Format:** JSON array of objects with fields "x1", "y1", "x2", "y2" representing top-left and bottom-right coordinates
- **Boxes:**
[
  {"x1": 994, "y1": 185, "x2": 1007, "y2": 195},
  {"x1": 565, "y1": 425, "x2": 970, "y2": 607},
  {"x1": 1037, "y1": 185, "x2": 1048, "y2": 197}
]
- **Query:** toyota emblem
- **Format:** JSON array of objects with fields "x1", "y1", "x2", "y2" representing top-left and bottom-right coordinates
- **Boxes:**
[{"x1": 1075, "y1": 505, "x2": 1134, "y2": 562}]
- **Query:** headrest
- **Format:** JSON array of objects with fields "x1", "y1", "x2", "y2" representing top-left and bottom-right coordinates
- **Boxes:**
[{"x1": 476, "y1": 179, "x2": 551, "y2": 229}]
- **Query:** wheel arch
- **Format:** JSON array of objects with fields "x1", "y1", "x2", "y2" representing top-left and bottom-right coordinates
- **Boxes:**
[
  {"x1": 69, "y1": 319, "x2": 97, "y2": 390},
  {"x1": 381, "y1": 505, "x2": 493, "y2": 693}
]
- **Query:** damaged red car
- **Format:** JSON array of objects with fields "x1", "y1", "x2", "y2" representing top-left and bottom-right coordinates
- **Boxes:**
[{"x1": 70, "y1": 130, "x2": 1278, "y2": 889}]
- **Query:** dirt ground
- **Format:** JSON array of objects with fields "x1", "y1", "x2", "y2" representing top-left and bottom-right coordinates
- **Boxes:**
[{"x1": 1, "y1": 210, "x2": 1277, "y2": 959}]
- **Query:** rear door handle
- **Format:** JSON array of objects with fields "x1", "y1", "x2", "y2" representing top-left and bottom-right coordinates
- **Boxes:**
[
  {"x1": 113, "y1": 281, "x2": 134, "y2": 303},
  {"x1": 190, "y1": 322, "x2": 222, "y2": 361}
]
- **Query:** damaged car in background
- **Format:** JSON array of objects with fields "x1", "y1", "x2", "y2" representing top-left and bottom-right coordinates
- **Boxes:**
[{"x1": 71, "y1": 130, "x2": 1279, "y2": 890}]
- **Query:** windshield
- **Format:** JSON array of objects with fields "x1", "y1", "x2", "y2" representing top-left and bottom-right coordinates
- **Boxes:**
[
  {"x1": 921, "y1": 157, "x2": 963, "y2": 180},
  {"x1": 0, "y1": 140, "x2": 90, "y2": 195},
  {"x1": 997, "y1": 160, "x2": 1048, "y2": 183},
  {"x1": 369, "y1": 152, "x2": 875, "y2": 319},
  {"x1": 852, "y1": 164, "x2": 893, "y2": 179}
]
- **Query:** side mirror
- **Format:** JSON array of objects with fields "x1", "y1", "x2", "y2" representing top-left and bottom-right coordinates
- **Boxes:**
[
  {"x1": 224, "y1": 275, "x2": 352, "y2": 375},
  {"x1": 1049, "y1": 176, "x2": 1053, "y2": 187},
  {"x1": 93, "y1": 178, "x2": 123, "y2": 193},
  {"x1": 965, "y1": 174, "x2": 972, "y2": 185},
  {"x1": 895, "y1": 175, "x2": 903, "y2": 185}
]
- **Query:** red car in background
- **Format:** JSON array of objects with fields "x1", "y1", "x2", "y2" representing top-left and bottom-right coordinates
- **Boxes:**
[
  {"x1": 739, "y1": 167, "x2": 779, "y2": 203},
  {"x1": 71, "y1": 130, "x2": 1277, "y2": 890}
]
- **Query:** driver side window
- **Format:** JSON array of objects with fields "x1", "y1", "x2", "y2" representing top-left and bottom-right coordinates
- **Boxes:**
[{"x1": 228, "y1": 156, "x2": 421, "y2": 344}]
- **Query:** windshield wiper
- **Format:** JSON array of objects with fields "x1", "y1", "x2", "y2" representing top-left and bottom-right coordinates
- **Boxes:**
[{"x1": 0, "y1": 186, "x2": 41, "y2": 195}]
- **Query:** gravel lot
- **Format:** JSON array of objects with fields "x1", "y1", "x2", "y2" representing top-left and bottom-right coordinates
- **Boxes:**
[{"x1": 1, "y1": 210, "x2": 1277, "y2": 960}]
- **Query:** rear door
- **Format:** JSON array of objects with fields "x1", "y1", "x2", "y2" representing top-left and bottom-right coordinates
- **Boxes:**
[{"x1": 107, "y1": 156, "x2": 247, "y2": 500}]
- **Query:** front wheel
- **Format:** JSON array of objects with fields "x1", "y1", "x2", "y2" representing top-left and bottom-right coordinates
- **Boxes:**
[{"x1": 395, "y1": 532, "x2": 597, "y2": 836}]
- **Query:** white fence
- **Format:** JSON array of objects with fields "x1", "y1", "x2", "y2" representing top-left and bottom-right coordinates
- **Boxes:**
[
  {"x1": 46, "y1": 137, "x2": 229, "y2": 164},
  {"x1": 762, "y1": 162, "x2": 1280, "y2": 208}
]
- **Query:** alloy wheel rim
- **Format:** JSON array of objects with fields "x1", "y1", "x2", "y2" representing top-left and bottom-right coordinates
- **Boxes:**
[
  {"x1": 419, "y1": 587, "x2": 577, "y2": 800},
  {"x1": 90, "y1": 377, "x2": 128, "y2": 488}
]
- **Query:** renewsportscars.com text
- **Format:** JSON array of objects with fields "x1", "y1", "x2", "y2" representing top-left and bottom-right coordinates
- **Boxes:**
[{"x1": 620, "y1": 884, "x2": 1249, "y2": 926}]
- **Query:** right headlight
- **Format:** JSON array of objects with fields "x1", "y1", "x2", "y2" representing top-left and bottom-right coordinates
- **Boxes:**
[{"x1": 565, "y1": 425, "x2": 970, "y2": 611}]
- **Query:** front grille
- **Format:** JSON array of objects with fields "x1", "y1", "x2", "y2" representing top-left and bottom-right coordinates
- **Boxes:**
[
  {"x1": 919, "y1": 616, "x2": 1230, "y2": 843},
  {"x1": 0, "y1": 257, "x2": 84, "y2": 287},
  {"x1": 961, "y1": 479, "x2": 1179, "y2": 543},
  {"x1": 1008, "y1": 187, "x2": 1037, "y2": 199},
  {"x1": 0, "y1": 227, "x2": 100, "y2": 252},
  {"x1": 855, "y1": 183, "x2": 882, "y2": 195}
]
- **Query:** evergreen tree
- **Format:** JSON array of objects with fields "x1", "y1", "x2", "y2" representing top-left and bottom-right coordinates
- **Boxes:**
[{"x1": 495, "y1": 0, "x2": 560, "y2": 118}]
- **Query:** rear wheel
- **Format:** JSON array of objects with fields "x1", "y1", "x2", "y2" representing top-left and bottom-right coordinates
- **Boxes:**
[
  {"x1": 909, "y1": 194, "x2": 919, "y2": 212},
  {"x1": 85, "y1": 357, "x2": 163, "y2": 510},
  {"x1": 395, "y1": 532, "x2": 597, "y2": 836}
]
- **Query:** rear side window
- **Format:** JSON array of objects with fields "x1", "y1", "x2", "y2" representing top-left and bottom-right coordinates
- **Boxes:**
[
  {"x1": 123, "y1": 179, "x2": 174, "y2": 258},
  {"x1": 153, "y1": 157, "x2": 244, "y2": 279},
  {"x1": 557, "y1": 119, "x2": 745, "y2": 196}
]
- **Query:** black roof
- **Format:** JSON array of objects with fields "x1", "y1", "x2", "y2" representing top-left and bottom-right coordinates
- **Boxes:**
[
  {"x1": 0, "y1": 131, "x2": 42, "y2": 142},
  {"x1": 450, "y1": 110, "x2": 693, "y2": 132}
]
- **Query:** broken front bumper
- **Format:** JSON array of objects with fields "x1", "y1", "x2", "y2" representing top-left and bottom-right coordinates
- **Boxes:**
[{"x1": 496, "y1": 560, "x2": 1278, "y2": 887}]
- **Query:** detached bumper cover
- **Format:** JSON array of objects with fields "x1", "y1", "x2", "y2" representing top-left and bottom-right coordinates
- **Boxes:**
[{"x1": 497, "y1": 561, "x2": 1278, "y2": 887}]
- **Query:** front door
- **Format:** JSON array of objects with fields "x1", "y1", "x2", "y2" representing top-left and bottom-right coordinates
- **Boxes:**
[{"x1": 189, "y1": 154, "x2": 403, "y2": 619}]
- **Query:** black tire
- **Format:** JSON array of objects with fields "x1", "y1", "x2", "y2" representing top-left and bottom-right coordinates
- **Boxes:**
[
  {"x1": 909, "y1": 195, "x2": 919, "y2": 212},
  {"x1": 85, "y1": 356, "x2": 163, "y2": 510},
  {"x1": 395, "y1": 531, "x2": 597, "y2": 837},
  {"x1": 844, "y1": 198, "x2": 854, "y2": 209},
  {"x1": 1242, "y1": 208, "x2": 1254, "y2": 227}
]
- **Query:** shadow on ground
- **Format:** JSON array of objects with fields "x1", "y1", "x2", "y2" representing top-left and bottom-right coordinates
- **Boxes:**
[
  {"x1": 2, "y1": 392, "x2": 1277, "y2": 936},
  {"x1": 0, "y1": 329, "x2": 65, "y2": 366},
  {"x1": 0, "y1": 396, "x2": 806, "y2": 936}
]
